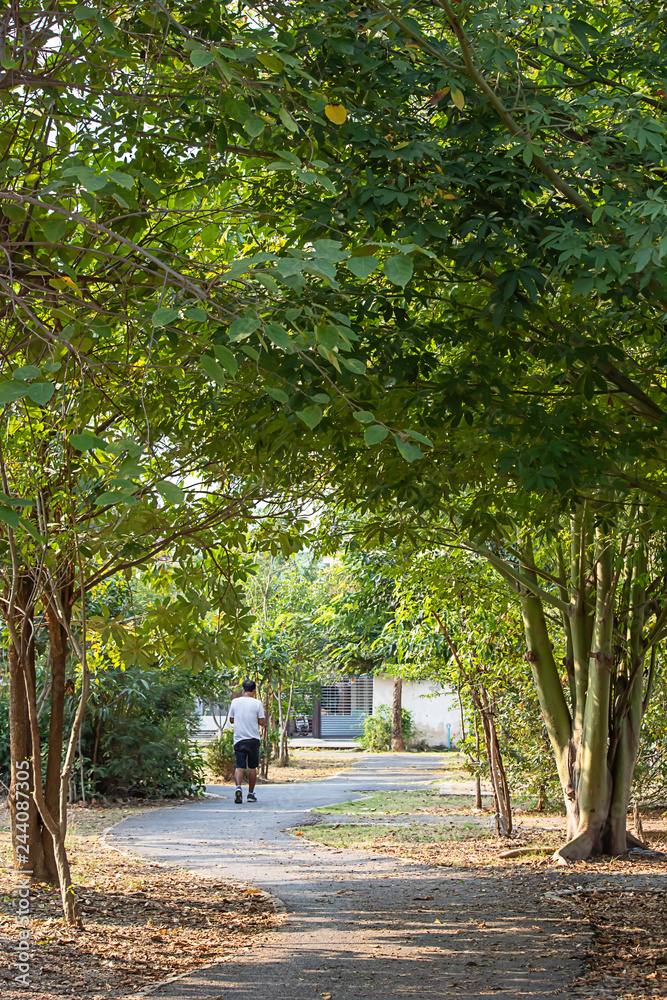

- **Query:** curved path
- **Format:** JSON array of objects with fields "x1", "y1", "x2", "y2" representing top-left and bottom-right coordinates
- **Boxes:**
[{"x1": 109, "y1": 754, "x2": 586, "y2": 999}]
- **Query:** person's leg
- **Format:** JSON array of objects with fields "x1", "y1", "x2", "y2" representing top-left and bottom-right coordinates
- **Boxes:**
[
  {"x1": 246, "y1": 740, "x2": 260, "y2": 800},
  {"x1": 234, "y1": 742, "x2": 249, "y2": 803}
]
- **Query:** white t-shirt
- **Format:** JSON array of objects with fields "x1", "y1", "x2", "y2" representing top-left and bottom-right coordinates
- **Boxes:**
[{"x1": 229, "y1": 696, "x2": 265, "y2": 743}]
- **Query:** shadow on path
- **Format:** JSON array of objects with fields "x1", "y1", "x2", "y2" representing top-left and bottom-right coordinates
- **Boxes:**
[{"x1": 108, "y1": 754, "x2": 586, "y2": 999}]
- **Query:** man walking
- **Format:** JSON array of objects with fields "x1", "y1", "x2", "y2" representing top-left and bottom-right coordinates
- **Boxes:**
[{"x1": 229, "y1": 680, "x2": 266, "y2": 804}]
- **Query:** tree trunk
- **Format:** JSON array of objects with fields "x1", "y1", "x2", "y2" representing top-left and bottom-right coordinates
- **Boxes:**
[
  {"x1": 518, "y1": 526, "x2": 649, "y2": 862},
  {"x1": 260, "y1": 681, "x2": 272, "y2": 779},
  {"x1": 390, "y1": 676, "x2": 405, "y2": 751},
  {"x1": 478, "y1": 694, "x2": 512, "y2": 837},
  {"x1": 42, "y1": 597, "x2": 71, "y2": 880},
  {"x1": 473, "y1": 714, "x2": 483, "y2": 809},
  {"x1": 7, "y1": 578, "x2": 49, "y2": 880},
  {"x1": 633, "y1": 800, "x2": 645, "y2": 843},
  {"x1": 278, "y1": 679, "x2": 294, "y2": 766}
]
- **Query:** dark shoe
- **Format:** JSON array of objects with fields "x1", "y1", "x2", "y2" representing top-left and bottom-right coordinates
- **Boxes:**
[
  {"x1": 247, "y1": 792, "x2": 257, "y2": 802},
  {"x1": 234, "y1": 787, "x2": 242, "y2": 804}
]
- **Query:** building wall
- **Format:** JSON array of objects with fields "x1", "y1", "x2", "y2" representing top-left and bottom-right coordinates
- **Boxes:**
[{"x1": 372, "y1": 676, "x2": 461, "y2": 747}]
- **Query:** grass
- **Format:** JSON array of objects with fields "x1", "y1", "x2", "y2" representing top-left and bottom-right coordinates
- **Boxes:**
[
  {"x1": 293, "y1": 820, "x2": 490, "y2": 849},
  {"x1": 314, "y1": 788, "x2": 493, "y2": 815}
]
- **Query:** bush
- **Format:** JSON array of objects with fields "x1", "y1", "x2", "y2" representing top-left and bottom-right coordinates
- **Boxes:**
[
  {"x1": 633, "y1": 675, "x2": 667, "y2": 805},
  {"x1": 82, "y1": 662, "x2": 205, "y2": 799},
  {"x1": 205, "y1": 730, "x2": 268, "y2": 780},
  {"x1": 360, "y1": 705, "x2": 418, "y2": 751},
  {"x1": 205, "y1": 730, "x2": 237, "y2": 781}
]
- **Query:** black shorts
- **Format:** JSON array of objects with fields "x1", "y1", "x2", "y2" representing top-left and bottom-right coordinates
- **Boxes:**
[{"x1": 234, "y1": 738, "x2": 261, "y2": 769}]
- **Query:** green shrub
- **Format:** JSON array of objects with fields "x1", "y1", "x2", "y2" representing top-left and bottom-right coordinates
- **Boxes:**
[
  {"x1": 205, "y1": 730, "x2": 237, "y2": 780},
  {"x1": 360, "y1": 704, "x2": 418, "y2": 751},
  {"x1": 205, "y1": 729, "x2": 268, "y2": 780},
  {"x1": 82, "y1": 662, "x2": 205, "y2": 799}
]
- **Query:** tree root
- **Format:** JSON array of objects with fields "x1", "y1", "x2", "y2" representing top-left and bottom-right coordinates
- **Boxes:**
[
  {"x1": 552, "y1": 831, "x2": 597, "y2": 864},
  {"x1": 553, "y1": 828, "x2": 655, "y2": 863},
  {"x1": 626, "y1": 830, "x2": 649, "y2": 851},
  {"x1": 498, "y1": 847, "x2": 555, "y2": 859}
]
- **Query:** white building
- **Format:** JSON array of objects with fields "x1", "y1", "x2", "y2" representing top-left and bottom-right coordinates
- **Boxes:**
[
  {"x1": 196, "y1": 674, "x2": 461, "y2": 748},
  {"x1": 372, "y1": 675, "x2": 461, "y2": 748}
]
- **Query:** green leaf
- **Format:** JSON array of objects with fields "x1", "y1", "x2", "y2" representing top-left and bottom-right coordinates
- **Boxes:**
[
  {"x1": 73, "y1": 5, "x2": 95, "y2": 20},
  {"x1": 215, "y1": 123, "x2": 228, "y2": 153},
  {"x1": 229, "y1": 314, "x2": 260, "y2": 341},
  {"x1": 264, "y1": 323, "x2": 295, "y2": 352},
  {"x1": 108, "y1": 170, "x2": 134, "y2": 189},
  {"x1": 340, "y1": 357, "x2": 366, "y2": 375},
  {"x1": 0, "y1": 492, "x2": 33, "y2": 508},
  {"x1": 27, "y1": 382, "x2": 55, "y2": 406},
  {"x1": 184, "y1": 308, "x2": 207, "y2": 321},
  {"x1": 244, "y1": 118, "x2": 265, "y2": 137},
  {"x1": 384, "y1": 254, "x2": 414, "y2": 287},
  {"x1": 225, "y1": 99, "x2": 251, "y2": 123},
  {"x1": 69, "y1": 431, "x2": 109, "y2": 451},
  {"x1": 296, "y1": 405, "x2": 323, "y2": 429},
  {"x1": 201, "y1": 223, "x2": 219, "y2": 247},
  {"x1": 80, "y1": 173, "x2": 108, "y2": 193},
  {"x1": 19, "y1": 516, "x2": 44, "y2": 542},
  {"x1": 13, "y1": 365, "x2": 41, "y2": 381},
  {"x1": 213, "y1": 344, "x2": 238, "y2": 376},
  {"x1": 406, "y1": 429, "x2": 434, "y2": 448},
  {"x1": 395, "y1": 435, "x2": 423, "y2": 462},
  {"x1": 353, "y1": 410, "x2": 375, "y2": 423},
  {"x1": 94, "y1": 490, "x2": 134, "y2": 506},
  {"x1": 347, "y1": 256, "x2": 380, "y2": 279},
  {"x1": 152, "y1": 307, "x2": 179, "y2": 327},
  {"x1": 200, "y1": 355, "x2": 227, "y2": 386},
  {"x1": 3, "y1": 204, "x2": 25, "y2": 222},
  {"x1": 191, "y1": 49, "x2": 215, "y2": 67},
  {"x1": 156, "y1": 481, "x2": 186, "y2": 504},
  {"x1": 0, "y1": 381, "x2": 29, "y2": 404},
  {"x1": 279, "y1": 107, "x2": 298, "y2": 132},
  {"x1": 0, "y1": 504, "x2": 20, "y2": 528},
  {"x1": 266, "y1": 386, "x2": 289, "y2": 403},
  {"x1": 42, "y1": 218, "x2": 68, "y2": 242},
  {"x1": 364, "y1": 424, "x2": 389, "y2": 445}
]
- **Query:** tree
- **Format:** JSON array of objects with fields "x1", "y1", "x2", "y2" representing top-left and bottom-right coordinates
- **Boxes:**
[
  {"x1": 222, "y1": 0, "x2": 667, "y2": 859},
  {"x1": 390, "y1": 676, "x2": 405, "y2": 752}
]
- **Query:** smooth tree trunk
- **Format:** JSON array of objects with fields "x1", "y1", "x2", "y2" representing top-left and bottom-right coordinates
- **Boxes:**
[
  {"x1": 516, "y1": 520, "x2": 652, "y2": 861},
  {"x1": 390, "y1": 676, "x2": 405, "y2": 751},
  {"x1": 278, "y1": 679, "x2": 294, "y2": 766}
]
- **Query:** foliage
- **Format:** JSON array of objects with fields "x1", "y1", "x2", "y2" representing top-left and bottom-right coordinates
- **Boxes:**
[
  {"x1": 360, "y1": 704, "x2": 417, "y2": 752},
  {"x1": 633, "y1": 667, "x2": 667, "y2": 805},
  {"x1": 82, "y1": 659, "x2": 205, "y2": 799},
  {"x1": 205, "y1": 730, "x2": 237, "y2": 782}
]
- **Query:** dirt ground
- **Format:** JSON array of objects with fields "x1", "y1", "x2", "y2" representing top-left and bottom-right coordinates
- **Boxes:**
[
  {"x1": 0, "y1": 799, "x2": 280, "y2": 999},
  {"x1": 203, "y1": 747, "x2": 366, "y2": 786}
]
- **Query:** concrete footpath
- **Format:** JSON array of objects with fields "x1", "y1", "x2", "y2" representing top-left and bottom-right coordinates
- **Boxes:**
[{"x1": 108, "y1": 754, "x2": 586, "y2": 999}]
